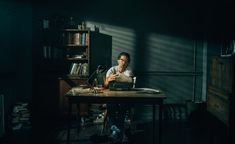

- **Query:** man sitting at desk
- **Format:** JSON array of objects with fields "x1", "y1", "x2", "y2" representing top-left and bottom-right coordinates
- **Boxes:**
[{"x1": 104, "y1": 52, "x2": 134, "y2": 143}]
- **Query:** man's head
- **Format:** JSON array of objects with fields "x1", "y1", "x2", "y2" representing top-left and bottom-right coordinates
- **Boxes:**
[{"x1": 117, "y1": 52, "x2": 130, "y2": 71}]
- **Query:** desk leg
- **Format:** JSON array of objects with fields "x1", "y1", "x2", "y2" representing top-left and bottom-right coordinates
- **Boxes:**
[
  {"x1": 152, "y1": 104, "x2": 156, "y2": 144},
  {"x1": 153, "y1": 103, "x2": 163, "y2": 144},
  {"x1": 159, "y1": 103, "x2": 163, "y2": 144},
  {"x1": 67, "y1": 100, "x2": 72, "y2": 144}
]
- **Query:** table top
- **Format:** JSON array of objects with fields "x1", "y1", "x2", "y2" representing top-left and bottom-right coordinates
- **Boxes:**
[{"x1": 66, "y1": 87, "x2": 166, "y2": 104}]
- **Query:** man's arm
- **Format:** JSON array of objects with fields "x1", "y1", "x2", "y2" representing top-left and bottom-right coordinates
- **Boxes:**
[{"x1": 104, "y1": 74, "x2": 117, "y2": 88}]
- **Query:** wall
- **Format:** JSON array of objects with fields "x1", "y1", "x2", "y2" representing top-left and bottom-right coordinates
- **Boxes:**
[
  {"x1": 31, "y1": 0, "x2": 234, "y2": 105},
  {"x1": 82, "y1": 0, "x2": 234, "y2": 104},
  {"x1": 83, "y1": 0, "x2": 208, "y2": 104},
  {"x1": 29, "y1": 1, "x2": 211, "y2": 123},
  {"x1": 0, "y1": 1, "x2": 32, "y2": 116},
  {"x1": 2, "y1": 0, "x2": 229, "y2": 121}
]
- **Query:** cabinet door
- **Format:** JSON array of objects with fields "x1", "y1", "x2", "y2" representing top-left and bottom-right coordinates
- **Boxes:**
[
  {"x1": 210, "y1": 56, "x2": 233, "y2": 94},
  {"x1": 58, "y1": 78, "x2": 88, "y2": 116},
  {"x1": 208, "y1": 56, "x2": 234, "y2": 127},
  {"x1": 207, "y1": 86, "x2": 229, "y2": 126}
]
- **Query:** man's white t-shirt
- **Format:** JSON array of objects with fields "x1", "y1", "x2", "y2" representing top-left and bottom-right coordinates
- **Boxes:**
[{"x1": 106, "y1": 66, "x2": 133, "y2": 83}]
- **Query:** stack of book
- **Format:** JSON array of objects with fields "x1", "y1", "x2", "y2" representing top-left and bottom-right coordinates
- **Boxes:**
[
  {"x1": 11, "y1": 102, "x2": 31, "y2": 131},
  {"x1": 69, "y1": 62, "x2": 89, "y2": 77}
]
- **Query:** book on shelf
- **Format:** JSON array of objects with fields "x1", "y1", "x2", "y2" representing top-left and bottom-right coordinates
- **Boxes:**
[
  {"x1": 64, "y1": 32, "x2": 88, "y2": 45},
  {"x1": 75, "y1": 63, "x2": 82, "y2": 75},
  {"x1": 70, "y1": 63, "x2": 82, "y2": 75},
  {"x1": 81, "y1": 63, "x2": 89, "y2": 76},
  {"x1": 73, "y1": 33, "x2": 80, "y2": 45},
  {"x1": 69, "y1": 62, "x2": 89, "y2": 77},
  {"x1": 70, "y1": 63, "x2": 77, "y2": 75}
]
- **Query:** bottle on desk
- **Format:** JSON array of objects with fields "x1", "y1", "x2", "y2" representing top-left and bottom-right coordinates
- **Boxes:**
[{"x1": 132, "y1": 77, "x2": 136, "y2": 88}]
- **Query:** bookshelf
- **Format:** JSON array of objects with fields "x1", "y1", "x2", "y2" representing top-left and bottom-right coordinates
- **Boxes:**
[
  {"x1": 39, "y1": 16, "x2": 112, "y2": 117},
  {"x1": 62, "y1": 28, "x2": 90, "y2": 78}
]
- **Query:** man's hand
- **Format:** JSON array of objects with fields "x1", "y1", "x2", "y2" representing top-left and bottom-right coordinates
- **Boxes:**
[
  {"x1": 104, "y1": 74, "x2": 118, "y2": 88},
  {"x1": 107, "y1": 74, "x2": 118, "y2": 82}
]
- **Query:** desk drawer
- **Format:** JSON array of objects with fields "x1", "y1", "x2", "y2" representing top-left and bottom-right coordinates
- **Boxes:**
[{"x1": 207, "y1": 91, "x2": 229, "y2": 126}]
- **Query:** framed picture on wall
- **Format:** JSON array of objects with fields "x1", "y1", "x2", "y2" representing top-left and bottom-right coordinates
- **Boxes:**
[{"x1": 221, "y1": 38, "x2": 235, "y2": 56}]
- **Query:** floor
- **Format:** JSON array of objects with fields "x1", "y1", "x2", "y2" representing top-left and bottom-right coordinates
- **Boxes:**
[{"x1": 0, "y1": 104, "x2": 229, "y2": 144}]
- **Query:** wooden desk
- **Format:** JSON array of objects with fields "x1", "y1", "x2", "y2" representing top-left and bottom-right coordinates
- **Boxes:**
[
  {"x1": 66, "y1": 88, "x2": 166, "y2": 144},
  {"x1": 58, "y1": 77, "x2": 88, "y2": 116}
]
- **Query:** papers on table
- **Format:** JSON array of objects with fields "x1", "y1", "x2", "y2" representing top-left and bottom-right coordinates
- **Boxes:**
[
  {"x1": 131, "y1": 88, "x2": 161, "y2": 94},
  {"x1": 71, "y1": 87, "x2": 92, "y2": 94}
]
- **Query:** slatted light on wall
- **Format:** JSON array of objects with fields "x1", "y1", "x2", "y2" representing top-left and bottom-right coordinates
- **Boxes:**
[
  {"x1": 86, "y1": 21, "x2": 205, "y2": 103},
  {"x1": 86, "y1": 21, "x2": 136, "y2": 69}
]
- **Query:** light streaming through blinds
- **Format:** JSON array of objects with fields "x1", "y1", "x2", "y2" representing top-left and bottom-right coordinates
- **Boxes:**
[{"x1": 86, "y1": 21, "x2": 204, "y2": 103}]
